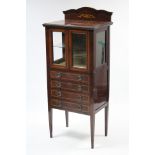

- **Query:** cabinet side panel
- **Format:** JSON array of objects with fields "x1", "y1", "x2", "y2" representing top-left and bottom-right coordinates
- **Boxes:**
[
  {"x1": 45, "y1": 27, "x2": 51, "y2": 108},
  {"x1": 93, "y1": 27, "x2": 109, "y2": 109},
  {"x1": 106, "y1": 27, "x2": 110, "y2": 101}
]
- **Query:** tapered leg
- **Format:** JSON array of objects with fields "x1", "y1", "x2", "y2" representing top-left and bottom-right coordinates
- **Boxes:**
[
  {"x1": 65, "y1": 110, "x2": 69, "y2": 127},
  {"x1": 48, "y1": 108, "x2": 53, "y2": 138},
  {"x1": 90, "y1": 113, "x2": 95, "y2": 149},
  {"x1": 105, "y1": 104, "x2": 109, "y2": 136}
]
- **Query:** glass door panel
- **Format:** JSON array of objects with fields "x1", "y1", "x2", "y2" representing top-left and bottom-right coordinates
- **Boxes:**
[
  {"x1": 71, "y1": 32, "x2": 87, "y2": 69},
  {"x1": 52, "y1": 31, "x2": 66, "y2": 66},
  {"x1": 96, "y1": 31, "x2": 106, "y2": 67}
]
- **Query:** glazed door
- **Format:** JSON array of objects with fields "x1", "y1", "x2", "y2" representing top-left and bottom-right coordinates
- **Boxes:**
[
  {"x1": 48, "y1": 29, "x2": 68, "y2": 69},
  {"x1": 69, "y1": 30, "x2": 90, "y2": 72}
]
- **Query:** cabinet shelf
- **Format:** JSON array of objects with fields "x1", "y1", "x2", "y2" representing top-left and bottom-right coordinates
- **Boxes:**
[
  {"x1": 53, "y1": 46, "x2": 65, "y2": 48},
  {"x1": 53, "y1": 43, "x2": 65, "y2": 48}
]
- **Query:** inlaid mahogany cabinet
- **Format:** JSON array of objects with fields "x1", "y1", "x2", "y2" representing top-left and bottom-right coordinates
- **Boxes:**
[{"x1": 43, "y1": 7, "x2": 113, "y2": 149}]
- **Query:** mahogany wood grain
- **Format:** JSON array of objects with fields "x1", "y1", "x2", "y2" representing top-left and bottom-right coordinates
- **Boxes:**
[
  {"x1": 49, "y1": 98, "x2": 89, "y2": 114},
  {"x1": 51, "y1": 89, "x2": 89, "y2": 103},
  {"x1": 50, "y1": 80, "x2": 90, "y2": 94},
  {"x1": 50, "y1": 70, "x2": 90, "y2": 84}
]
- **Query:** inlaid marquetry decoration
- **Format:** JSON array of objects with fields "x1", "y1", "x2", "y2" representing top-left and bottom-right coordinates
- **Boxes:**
[
  {"x1": 63, "y1": 7, "x2": 112, "y2": 22},
  {"x1": 78, "y1": 13, "x2": 95, "y2": 19}
]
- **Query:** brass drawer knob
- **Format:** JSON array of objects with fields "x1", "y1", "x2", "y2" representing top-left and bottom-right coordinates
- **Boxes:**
[
  {"x1": 79, "y1": 95, "x2": 83, "y2": 101},
  {"x1": 77, "y1": 85, "x2": 82, "y2": 91},
  {"x1": 56, "y1": 91, "x2": 61, "y2": 97},
  {"x1": 77, "y1": 75, "x2": 82, "y2": 81},
  {"x1": 78, "y1": 105, "x2": 82, "y2": 111},
  {"x1": 56, "y1": 82, "x2": 61, "y2": 88},
  {"x1": 56, "y1": 72, "x2": 62, "y2": 78}
]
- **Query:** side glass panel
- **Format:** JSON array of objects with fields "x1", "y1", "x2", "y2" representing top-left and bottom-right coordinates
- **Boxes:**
[
  {"x1": 72, "y1": 33, "x2": 87, "y2": 69},
  {"x1": 52, "y1": 32, "x2": 66, "y2": 66},
  {"x1": 96, "y1": 31, "x2": 105, "y2": 67}
]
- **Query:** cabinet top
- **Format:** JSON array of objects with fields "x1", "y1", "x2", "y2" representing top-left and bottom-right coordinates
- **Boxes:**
[{"x1": 43, "y1": 7, "x2": 113, "y2": 30}]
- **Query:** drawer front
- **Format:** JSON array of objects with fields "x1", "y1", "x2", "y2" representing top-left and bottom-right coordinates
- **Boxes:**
[
  {"x1": 51, "y1": 89, "x2": 89, "y2": 103},
  {"x1": 51, "y1": 80, "x2": 89, "y2": 94},
  {"x1": 50, "y1": 99, "x2": 89, "y2": 113},
  {"x1": 50, "y1": 71, "x2": 89, "y2": 84}
]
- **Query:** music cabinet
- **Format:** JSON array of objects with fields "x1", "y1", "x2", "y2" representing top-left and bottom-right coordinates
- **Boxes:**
[{"x1": 43, "y1": 7, "x2": 113, "y2": 148}]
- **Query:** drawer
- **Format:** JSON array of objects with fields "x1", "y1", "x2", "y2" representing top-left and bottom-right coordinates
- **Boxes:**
[
  {"x1": 50, "y1": 71, "x2": 89, "y2": 84},
  {"x1": 50, "y1": 99, "x2": 89, "y2": 113},
  {"x1": 51, "y1": 80, "x2": 89, "y2": 94},
  {"x1": 51, "y1": 89, "x2": 89, "y2": 103}
]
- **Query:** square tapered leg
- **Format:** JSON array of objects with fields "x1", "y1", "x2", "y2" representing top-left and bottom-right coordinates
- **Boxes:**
[
  {"x1": 105, "y1": 105, "x2": 109, "y2": 136},
  {"x1": 90, "y1": 113, "x2": 95, "y2": 149},
  {"x1": 65, "y1": 110, "x2": 69, "y2": 127},
  {"x1": 48, "y1": 108, "x2": 53, "y2": 138}
]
